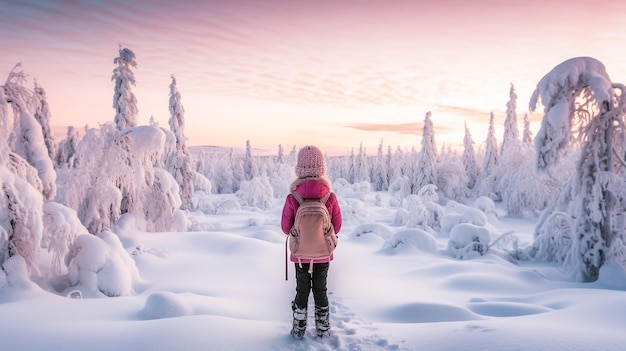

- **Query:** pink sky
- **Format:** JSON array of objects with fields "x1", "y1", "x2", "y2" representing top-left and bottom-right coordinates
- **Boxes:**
[{"x1": 2, "y1": 0, "x2": 626, "y2": 155}]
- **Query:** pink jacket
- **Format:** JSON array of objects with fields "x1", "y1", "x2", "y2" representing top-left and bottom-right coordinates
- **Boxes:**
[{"x1": 281, "y1": 177, "x2": 342, "y2": 263}]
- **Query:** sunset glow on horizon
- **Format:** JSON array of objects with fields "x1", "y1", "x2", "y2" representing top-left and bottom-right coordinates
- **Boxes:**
[{"x1": 2, "y1": 0, "x2": 626, "y2": 156}]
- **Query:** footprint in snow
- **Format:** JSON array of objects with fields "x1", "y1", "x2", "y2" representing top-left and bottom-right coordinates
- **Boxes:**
[{"x1": 286, "y1": 294, "x2": 405, "y2": 351}]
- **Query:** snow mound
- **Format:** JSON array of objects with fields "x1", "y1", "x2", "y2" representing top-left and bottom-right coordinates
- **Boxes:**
[
  {"x1": 447, "y1": 223, "x2": 491, "y2": 259},
  {"x1": 141, "y1": 291, "x2": 193, "y2": 319},
  {"x1": 381, "y1": 229, "x2": 438, "y2": 254},
  {"x1": 351, "y1": 223, "x2": 393, "y2": 241},
  {"x1": 66, "y1": 231, "x2": 143, "y2": 297},
  {"x1": 375, "y1": 302, "x2": 481, "y2": 323}
]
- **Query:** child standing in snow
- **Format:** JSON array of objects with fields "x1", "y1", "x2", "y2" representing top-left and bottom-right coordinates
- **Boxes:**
[{"x1": 281, "y1": 145, "x2": 342, "y2": 339}]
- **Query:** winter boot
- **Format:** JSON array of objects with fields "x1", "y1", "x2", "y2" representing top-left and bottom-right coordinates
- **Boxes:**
[
  {"x1": 315, "y1": 305, "x2": 331, "y2": 338},
  {"x1": 291, "y1": 301, "x2": 307, "y2": 339}
]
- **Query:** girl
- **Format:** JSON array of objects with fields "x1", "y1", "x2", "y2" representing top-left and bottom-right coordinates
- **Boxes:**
[{"x1": 281, "y1": 145, "x2": 342, "y2": 339}]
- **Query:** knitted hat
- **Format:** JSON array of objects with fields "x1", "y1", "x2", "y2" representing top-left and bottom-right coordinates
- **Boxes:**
[{"x1": 295, "y1": 145, "x2": 327, "y2": 178}]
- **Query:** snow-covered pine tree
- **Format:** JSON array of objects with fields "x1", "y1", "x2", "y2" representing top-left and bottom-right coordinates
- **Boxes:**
[
  {"x1": 356, "y1": 142, "x2": 368, "y2": 183},
  {"x1": 277, "y1": 144, "x2": 285, "y2": 164},
  {"x1": 347, "y1": 148, "x2": 356, "y2": 184},
  {"x1": 165, "y1": 75, "x2": 194, "y2": 209},
  {"x1": 522, "y1": 113, "x2": 533, "y2": 146},
  {"x1": 56, "y1": 126, "x2": 79, "y2": 167},
  {"x1": 530, "y1": 57, "x2": 626, "y2": 281},
  {"x1": 414, "y1": 111, "x2": 437, "y2": 193},
  {"x1": 476, "y1": 112, "x2": 500, "y2": 200},
  {"x1": 112, "y1": 47, "x2": 138, "y2": 131},
  {"x1": 393, "y1": 146, "x2": 405, "y2": 179},
  {"x1": 501, "y1": 83, "x2": 520, "y2": 154},
  {"x1": 462, "y1": 122, "x2": 479, "y2": 190},
  {"x1": 373, "y1": 139, "x2": 389, "y2": 191},
  {"x1": 243, "y1": 140, "x2": 257, "y2": 181},
  {"x1": 437, "y1": 146, "x2": 467, "y2": 201},
  {"x1": 483, "y1": 112, "x2": 498, "y2": 174},
  {"x1": 385, "y1": 145, "x2": 394, "y2": 185}
]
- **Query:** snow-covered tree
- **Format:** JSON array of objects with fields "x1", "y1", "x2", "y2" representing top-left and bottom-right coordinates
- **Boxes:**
[
  {"x1": 414, "y1": 111, "x2": 437, "y2": 193},
  {"x1": 355, "y1": 142, "x2": 369, "y2": 183},
  {"x1": 56, "y1": 126, "x2": 79, "y2": 167},
  {"x1": 0, "y1": 77, "x2": 45, "y2": 272},
  {"x1": 165, "y1": 75, "x2": 194, "y2": 209},
  {"x1": 497, "y1": 141, "x2": 555, "y2": 217},
  {"x1": 477, "y1": 112, "x2": 500, "y2": 200},
  {"x1": 267, "y1": 144, "x2": 294, "y2": 198},
  {"x1": 343, "y1": 148, "x2": 356, "y2": 184},
  {"x1": 57, "y1": 121, "x2": 184, "y2": 233},
  {"x1": 529, "y1": 57, "x2": 626, "y2": 281},
  {"x1": 501, "y1": 83, "x2": 520, "y2": 154},
  {"x1": 437, "y1": 149, "x2": 468, "y2": 201},
  {"x1": 483, "y1": 112, "x2": 498, "y2": 174},
  {"x1": 243, "y1": 140, "x2": 257, "y2": 181},
  {"x1": 4, "y1": 65, "x2": 57, "y2": 201},
  {"x1": 33, "y1": 80, "x2": 57, "y2": 162},
  {"x1": 112, "y1": 47, "x2": 138, "y2": 131},
  {"x1": 522, "y1": 113, "x2": 533, "y2": 146},
  {"x1": 462, "y1": 122, "x2": 479, "y2": 189},
  {"x1": 373, "y1": 139, "x2": 389, "y2": 191},
  {"x1": 277, "y1": 144, "x2": 285, "y2": 164}
]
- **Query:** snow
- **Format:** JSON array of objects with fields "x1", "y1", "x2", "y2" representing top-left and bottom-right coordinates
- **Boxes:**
[{"x1": 1, "y1": 192, "x2": 625, "y2": 351}]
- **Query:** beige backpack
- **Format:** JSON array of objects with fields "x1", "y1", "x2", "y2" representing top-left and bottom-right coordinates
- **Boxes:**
[{"x1": 285, "y1": 191, "x2": 337, "y2": 277}]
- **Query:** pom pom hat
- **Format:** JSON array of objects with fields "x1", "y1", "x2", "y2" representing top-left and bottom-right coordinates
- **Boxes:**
[{"x1": 295, "y1": 145, "x2": 327, "y2": 178}]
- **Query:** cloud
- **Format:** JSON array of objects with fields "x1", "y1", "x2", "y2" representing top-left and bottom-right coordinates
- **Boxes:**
[{"x1": 346, "y1": 121, "x2": 458, "y2": 137}]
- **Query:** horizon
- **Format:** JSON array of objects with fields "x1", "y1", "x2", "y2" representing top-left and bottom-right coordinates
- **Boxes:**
[{"x1": 3, "y1": 0, "x2": 626, "y2": 156}]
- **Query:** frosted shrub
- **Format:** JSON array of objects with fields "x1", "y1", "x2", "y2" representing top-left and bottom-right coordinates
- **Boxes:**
[
  {"x1": 191, "y1": 191, "x2": 216, "y2": 214},
  {"x1": 392, "y1": 208, "x2": 409, "y2": 226},
  {"x1": 333, "y1": 177, "x2": 356, "y2": 199},
  {"x1": 268, "y1": 162, "x2": 294, "y2": 199},
  {"x1": 214, "y1": 197, "x2": 241, "y2": 215},
  {"x1": 237, "y1": 176, "x2": 274, "y2": 210},
  {"x1": 417, "y1": 184, "x2": 438, "y2": 203},
  {"x1": 351, "y1": 223, "x2": 393, "y2": 241},
  {"x1": 354, "y1": 181, "x2": 371, "y2": 202},
  {"x1": 388, "y1": 175, "x2": 411, "y2": 206},
  {"x1": 66, "y1": 231, "x2": 141, "y2": 297},
  {"x1": 436, "y1": 157, "x2": 468, "y2": 201},
  {"x1": 42, "y1": 202, "x2": 87, "y2": 275},
  {"x1": 403, "y1": 195, "x2": 428, "y2": 229},
  {"x1": 382, "y1": 229, "x2": 438, "y2": 254},
  {"x1": 332, "y1": 178, "x2": 351, "y2": 190},
  {"x1": 194, "y1": 172, "x2": 212, "y2": 194},
  {"x1": 474, "y1": 196, "x2": 497, "y2": 217},
  {"x1": 440, "y1": 200, "x2": 487, "y2": 237},
  {"x1": 417, "y1": 185, "x2": 443, "y2": 231},
  {"x1": 341, "y1": 198, "x2": 368, "y2": 224},
  {"x1": 447, "y1": 223, "x2": 491, "y2": 260}
]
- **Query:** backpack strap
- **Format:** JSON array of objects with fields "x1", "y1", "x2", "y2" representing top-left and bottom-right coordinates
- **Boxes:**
[
  {"x1": 290, "y1": 190, "x2": 304, "y2": 205},
  {"x1": 291, "y1": 190, "x2": 332, "y2": 205},
  {"x1": 320, "y1": 191, "x2": 332, "y2": 204}
]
